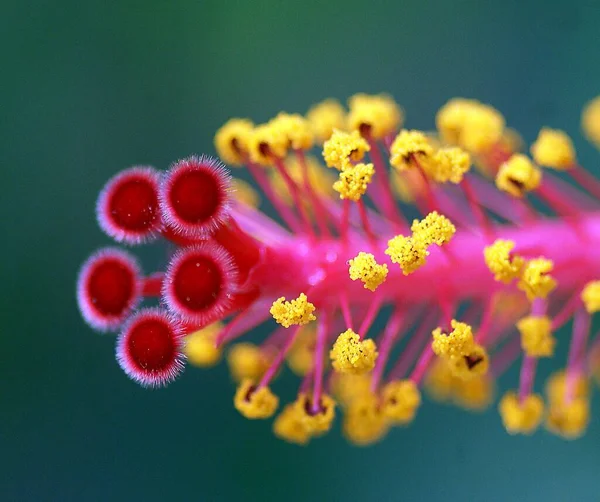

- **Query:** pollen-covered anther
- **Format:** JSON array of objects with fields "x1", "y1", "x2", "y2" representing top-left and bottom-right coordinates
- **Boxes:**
[
  {"x1": 348, "y1": 252, "x2": 388, "y2": 292},
  {"x1": 517, "y1": 315, "x2": 555, "y2": 358},
  {"x1": 234, "y1": 379, "x2": 279, "y2": 419},
  {"x1": 483, "y1": 239, "x2": 525, "y2": 284},
  {"x1": 286, "y1": 326, "x2": 317, "y2": 376},
  {"x1": 447, "y1": 343, "x2": 489, "y2": 380},
  {"x1": 292, "y1": 393, "x2": 336, "y2": 435},
  {"x1": 495, "y1": 154, "x2": 542, "y2": 197},
  {"x1": 160, "y1": 155, "x2": 232, "y2": 238},
  {"x1": 381, "y1": 380, "x2": 421, "y2": 425},
  {"x1": 411, "y1": 211, "x2": 456, "y2": 246},
  {"x1": 389, "y1": 129, "x2": 435, "y2": 171},
  {"x1": 116, "y1": 308, "x2": 185, "y2": 388},
  {"x1": 273, "y1": 404, "x2": 311, "y2": 445},
  {"x1": 162, "y1": 243, "x2": 238, "y2": 325},
  {"x1": 214, "y1": 118, "x2": 254, "y2": 166},
  {"x1": 77, "y1": 248, "x2": 142, "y2": 331},
  {"x1": 247, "y1": 123, "x2": 289, "y2": 165},
  {"x1": 431, "y1": 320, "x2": 475, "y2": 359},
  {"x1": 427, "y1": 147, "x2": 472, "y2": 184},
  {"x1": 385, "y1": 234, "x2": 429, "y2": 275},
  {"x1": 333, "y1": 162, "x2": 374, "y2": 201},
  {"x1": 546, "y1": 370, "x2": 589, "y2": 404},
  {"x1": 581, "y1": 280, "x2": 600, "y2": 314},
  {"x1": 270, "y1": 112, "x2": 314, "y2": 151},
  {"x1": 227, "y1": 343, "x2": 272, "y2": 382},
  {"x1": 531, "y1": 127, "x2": 576, "y2": 170},
  {"x1": 330, "y1": 329, "x2": 378, "y2": 375},
  {"x1": 343, "y1": 392, "x2": 389, "y2": 446},
  {"x1": 96, "y1": 166, "x2": 162, "y2": 244},
  {"x1": 453, "y1": 375, "x2": 495, "y2": 411},
  {"x1": 498, "y1": 391, "x2": 545, "y2": 435},
  {"x1": 184, "y1": 322, "x2": 223, "y2": 367},
  {"x1": 517, "y1": 257, "x2": 557, "y2": 301},
  {"x1": 331, "y1": 373, "x2": 374, "y2": 407},
  {"x1": 270, "y1": 293, "x2": 316, "y2": 328},
  {"x1": 322, "y1": 129, "x2": 370, "y2": 171},
  {"x1": 306, "y1": 98, "x2": 346, "y2": 144},
  {"x1": 347, "y1": 93, "x2": 403, "y2": 139},
  {"x1": 546, "y1": 398, "x2": 590, "y2": 439},
  {"x1": 581, "y1": 95, "x2": 600, "y2": 147}
]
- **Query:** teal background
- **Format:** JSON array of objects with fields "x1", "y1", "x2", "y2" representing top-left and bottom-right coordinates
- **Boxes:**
[{"x1": 3, "y1": 0, "x2": 600, "y2": 500}]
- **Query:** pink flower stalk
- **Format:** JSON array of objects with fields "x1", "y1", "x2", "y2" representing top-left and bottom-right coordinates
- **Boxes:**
[{"x1": 77, "y1": 94, "x2": 600, "y2": 445}]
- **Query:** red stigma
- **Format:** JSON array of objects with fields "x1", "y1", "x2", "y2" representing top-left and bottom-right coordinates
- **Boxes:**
[
  {"x1": 116, "y1": 308, "x2": 185, "y2": 388},
  {"x1": 160, "y1": 156, "x2": 232, "y2": 238},
  {"x1": 77, "y1": 248, "x2": 142, "y2": 331},
  {"x1": 97, "y1": 167, "x2": 161, "y2": 244},
  {"x1": 163, "y1": 243, "x2": 239, "y2": 325}
]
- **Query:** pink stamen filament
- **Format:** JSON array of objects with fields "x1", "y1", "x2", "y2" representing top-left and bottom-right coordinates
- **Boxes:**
[
  {"x1": 295, "y1": 149, "x2": 333, "y2": 236},
  {"x1": 370, "y1": 308, "x2": 405, "y2": 390},
  {"x1": 565, "y1": 306, "x2": 591, "y2": 402},
  {"x1": 569, "y1": 164, "x2": 600, "y2": 202},
  {"x1": 517, "y1": 298, "x2": 546, "y2": 402},
  {"x1": 258, "y1": 324, "x2": 302, "y2": 388},
  {"x1": 311, "y1": 311, "x2": 331, "y2": 413},
  {"x1": 358, "y1": 293, "x2": 383, "y2": 337}
]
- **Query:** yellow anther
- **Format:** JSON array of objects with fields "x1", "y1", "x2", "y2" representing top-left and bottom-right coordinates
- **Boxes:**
[
  {"x1": 231, "y1": 178, "x2": 261, "y2": 208},
  {"x1": 292, "y1": 393, "x2": 336, "y2": 435},
  {"x1": 332, "y1": 162, "x2": 374, "y2": 201},
  {"x1": 330, "y1": 372, "x2": 373, "y2": 407},
  {"x1": 227, "y1": 342, "x2": 271, "y2": 382},
  {"x1": 269, "y1": 155, "x2": 335, "y2": 205},
  {"x1": 270, "y1": 293, "x2": 316, "y2": 328},
  {"x1": 385, "y1": 234, "x2": 429, "y2": 275},
  {"x1": 581, "y1": 95, "x2": 600, "y2": 147},
  {"x1": 247, "y1": 123, "x2": 289, "y2": 165},
  {"x1": 410, "y1": 211, "x2": 456, "y2": 246},
  {"x1": 517, "y1": 315, "x2": 555, "y2": 358},
  {"x1": 234, "y1": 379, "x2": 279, "y2": 419},
  {"x1": 453, "y1": 375, "x2": 495, "y2": 411},
  {"x1": 517, "y1": 258, "x2": 557, "y2": 301},
  {"x1": 498, "y1": 391, "x2": 545, "y2": 435},
  {"x1": 342, "y1": 393, "x2": 390, "y2": 446},
  {"x1": 389, "y1": 129, "x2": 435, "y2": 171},
  {"x1": 306, "y1": 99, "x2": 346, "y2": 144},
  {"x1": 381, "y1": 380, "x2": 421, "y2": 425},
  {"x1": 330, "y1": 329, "x2": 378, "y2": 375},
  {"x1": 545, "y1": 370, "x2": 589, "y2": 404},
  {"x1": 270, "y1": 112, "x2": 314, "y2": 151},
  {"x1": 273, "y1": 404, "x2": 311, "y2": 445},
  {"x1": 431, "y1": 320, "x2": 475, "y2": 359},
  {"x1": 322, "y1": 129, "x2": 370, "y2": 171},
  {"x1": 347, "y1": 93, "x2": 403, "y2": 139},
  {"x1": 184, "y1": 322, "x2": 223, "y2": 367},
  {"x1": 447, "y1": 343, "x2": 489, "y2": 380},
  {"x1": 546, "y1": 397, "x2": 590, "y2": 439},
  {"x1": 495, "y1": 154, "x2": 542, "y2": 197},
  {"x1": 531, "y1": 127, "x2": 576, "y2": 170},
  {"x1": 581, "y1": 280, "x2": 600, "y2": 314},
  {"x1": 348, "y1": 252, "x2": 389, "y2": 292},
  {"x1": 427, "y1": 147, "x2": 472, "y2": 184},
  {"x1": 424, "y1": 358, "x2": 455, "y2": 403},
  {"x1": 214, "y1": 118, "x2": 254, "y2": 166},
  {"x1": 286, "y1": 326, "x2": 317, "y2": 376},
  {"x1": 483, "y1": 239, "x2": 525, "y2": 284}
]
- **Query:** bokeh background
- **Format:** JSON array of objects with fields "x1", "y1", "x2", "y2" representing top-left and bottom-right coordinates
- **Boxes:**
[{"x1": 3, "y1": 0, "x2": 600, "y2": 500}]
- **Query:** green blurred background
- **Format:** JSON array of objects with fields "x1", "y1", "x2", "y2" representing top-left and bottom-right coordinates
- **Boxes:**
[{"x1": 3, "y1": 0, "x2": 600, "y2": 500}]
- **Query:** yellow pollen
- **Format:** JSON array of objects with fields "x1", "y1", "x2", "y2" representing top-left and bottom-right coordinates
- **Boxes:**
[
  {"x1": 381, "y1": 379, "x2": 421, "y2": 425},
  {"x1": 411, "y1": 211, "x2": 456, "y2": 246},
  {"x1": 347, "y1": 93, "x2": 403, "y2": 139},
  {"x1": 348, "y1": 251, "x2": 389, "y2": 292},
  {"x1": 330, "y1": 329, "x2": 378, "y2": 375},
  {"x1": 498, "y1": 391, "x2": 545, "y2": 435},
  {"x1": 292, "y1": 393, "x2": 336, "y2": 435},
  {"x1": 517, "y1": 315, "x2": 555, "y2": 358},
  {"x1": 273, "y1": 404, "x2": 311, "y2": 445},
  {"x1": 495, "y1": 154, "x2": 542, "y2": 197},
  {"x1": 330, "y1": 372, "x2": 374, "y2": 407},
  {"x1": 546, "y1": 397, "x2": 590, "y2": 439},
  {"x1": 270, "y1": 112, "x2": 315, "y2": 151},
  {"x1": 234, "y1": 379, "x2": 279, "y2": 419},
  {"x1": 332, "y1": 162, "x2": 374, "y2": 202},
  {"x1": 431, "y1": 320, "x2": 475, "y2": 359},
  {"x1": 483, "y1": 239, "x2": 525, "y2": 284},
  {"x1": 247, "y1": 123, "x2": 289, "y2": 165},
  {"x1": 530, "y1": 127, "x2": 576, "y2": 170},
  {"x1": 517, "y1": 257, "x2": 557, "y2": 301},
  {"x1": 214, "y1": 118, "x2": 254, "y2": 166},
  {"x1": 306, "y1": 99, "x2": 347, "y2": 144},
  {"x1": 581, "y1": 280, "x2": 600, "y2": 314},
  {"x1": 270, "y1": 293, "x2": 316, "y2": 328},
  {"x1": 227, "y1": 343, "x2": 272, "y2": 383},
  {"x1": 322, "y1": 129, "x2": 370, "y2": 171},
  {"x1": 453, "y1": 374, "x2": 495, "y2": 411},
  {"x1": 342, "y1": 392, "x2": 390, "y2": 446},
  {"x1": 581, "y1": 95, "x2": 600, "y2": 148},
  {"x1": 231, "y1": 178, "x2": 261, "y2": 208},
  {"x1": 286, "y1": 326, "x2": 317, "y2": 376},
  {"x1": 546, "y1": 370, "x2": 589, "y2": 404},
  {"x1": 385, "y1": 234, "x2": 429, "y2": 275},
  {"x1": 389, "y1": 129, "x2": 435, "y2": 171},
  {"x1": 447, "y1": 343, "x2": 489, "y2": 380},
  {"x1": 427, "y1": 147, "x2": 472, "y2": 184},
  {"x1": 184, "y1": 322, "x2": 223, "y2": 367}
]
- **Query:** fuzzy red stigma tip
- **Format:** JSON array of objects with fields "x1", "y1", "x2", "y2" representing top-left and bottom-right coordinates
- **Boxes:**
[
  {"x1": 162, "y1": 242, "x2": 239, "y2": 326},
  {"x1": 160, "y1": 155, "x2": 232, "y2": 239},
  {"x1": 96, "y1": 166, "x2": 162, "y2": 244},
  {"x1": 77, "y1": 248, "x2": 142, "y2": 331},
  {"x1": 116, "y1": 308, "x2": 185, "y2": 388}
]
